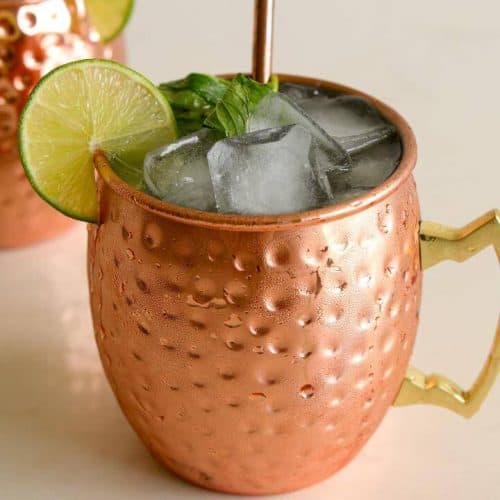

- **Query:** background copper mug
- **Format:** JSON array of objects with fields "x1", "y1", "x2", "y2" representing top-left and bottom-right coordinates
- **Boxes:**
[
  {"x1": 0, "y1": 0, "x2": 126, "y2": 248},
  {"x1": 87, "y1": 75, "x2": 499, "y2": 496}
]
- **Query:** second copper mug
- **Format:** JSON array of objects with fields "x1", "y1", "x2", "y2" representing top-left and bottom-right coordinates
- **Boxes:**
[
  {"x1": 88, "y1": 75, "x2": 499, "y2": 496},
  {"x1": 0, "y1": 0, "x2": 126, "y2": 248}
]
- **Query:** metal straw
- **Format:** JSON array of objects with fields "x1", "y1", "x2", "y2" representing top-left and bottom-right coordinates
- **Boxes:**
[{"x1": 252, "y1": 0, "x2": 275, "y2": 83}]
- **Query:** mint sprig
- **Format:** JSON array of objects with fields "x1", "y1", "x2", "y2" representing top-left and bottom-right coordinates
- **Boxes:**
[
  {"x1": 159, "y1": 73, "x2": 229, "y2": 135},
  {"x1": 204, "y1": 74, "x2": 277, "y2": 136},
  {"x1": 159, "y1": 73, "x2": 278, "y2": 137}
]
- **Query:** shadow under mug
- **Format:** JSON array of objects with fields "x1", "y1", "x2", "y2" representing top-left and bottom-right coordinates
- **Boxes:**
[{"x1": 87, "y1": 74, "x2": 499, "y2": 496}]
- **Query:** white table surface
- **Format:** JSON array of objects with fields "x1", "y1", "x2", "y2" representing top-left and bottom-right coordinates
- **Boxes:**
[{"x1": 1, "y1": 1, "x2": 499, "y2": 499}]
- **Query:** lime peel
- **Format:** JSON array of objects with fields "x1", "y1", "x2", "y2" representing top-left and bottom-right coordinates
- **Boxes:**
[{"x1": 19, "y1": 59, "x2": 177, "y2": 222}]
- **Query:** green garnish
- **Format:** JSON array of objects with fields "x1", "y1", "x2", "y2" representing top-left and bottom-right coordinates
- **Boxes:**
[
  {"x1": 159, "y1": 74, "x2": 229, "y2": 135},
  {"x1": 159, "y1": 73, "x2": 278, "y2": 137},
  {"x1": 204, "y1": 74, "x2": 276, "y2": 136}
]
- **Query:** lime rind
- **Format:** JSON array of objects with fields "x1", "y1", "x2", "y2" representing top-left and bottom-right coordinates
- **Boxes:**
[{"x1": 19, "y1": 59, "x2": 176, "y2": 222}]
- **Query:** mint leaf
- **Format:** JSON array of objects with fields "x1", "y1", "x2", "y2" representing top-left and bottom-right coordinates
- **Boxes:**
[
  {"x1": 163, "y1": 73, "x2": 229, "y2": 104},
  {"x1": 204, "y1": 74, "x2": 275, "y2": 136},
  {"x1": 159, "y1": 73, "x2": 278, "y2": 137},
  {"x1": 187, "y1": 73, "x2": 230, "y2": 104},
  {"x1": 159, "y1": 74, "x2": 229, "y2": 136}
]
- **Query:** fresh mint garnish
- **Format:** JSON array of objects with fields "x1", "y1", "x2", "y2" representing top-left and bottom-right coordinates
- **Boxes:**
[
  {"x1": 159, "y1": 73, "x2": 229, "y2": 135},
  {"x1": 204, "y1": 74, "x2": 277, "y2": 136},
  {"x1": 159, "y1": 73, "x2": 278, "y2": 137}
]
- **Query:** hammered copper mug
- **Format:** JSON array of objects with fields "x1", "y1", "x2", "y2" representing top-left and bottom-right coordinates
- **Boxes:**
[
  {"x1": 0, "y1": 0, "x2": 126, "y2": 248},
  {"x1": 87, "y1": 75, "x2": 500, "y2": 496}
]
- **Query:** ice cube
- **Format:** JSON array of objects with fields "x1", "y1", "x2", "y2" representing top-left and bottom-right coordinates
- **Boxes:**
[
  {"x1": 326, "y1": 135, "x2": 402, "y2": 202},
  {"x1": 310, "y1": 124, "x2": 399, "y2": 200},
  {"x1": 348, "y1": 135, "x2": 401, "y2": 188},
  {"x1": 279, "y1": 82, "x2": 340, "y2": 102},
  {"x1": 298, "y1": 95, "x2": 389, "y2": 137},
  {"x1": 207, "y1": 125, "x2": 327, "y2": 215},
  {"x1": 248, "y1": 93, "x2": 351, "y2": 169},
  {"x1": 337, "y1": 124, "x2": 396, "y2": 154},
  {"x1": 285, "y1": 92, "x2": 401, "y2": 202},
  {"x1": 144, "y1": 128, "x2": 220, "y2": 211},
  {"x1": 248, "y1": 92, "x2": 352, "y2": 200}
]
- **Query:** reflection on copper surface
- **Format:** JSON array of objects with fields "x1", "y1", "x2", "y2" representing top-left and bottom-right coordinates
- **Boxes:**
[{"x1": 17, "y1": 0, "x2": 71, "y2": 36}]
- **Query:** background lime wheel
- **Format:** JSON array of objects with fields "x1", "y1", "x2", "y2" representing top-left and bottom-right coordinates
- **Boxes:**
[{"x1": 86, "y1": 0, "x2": 134, "y2": 43}]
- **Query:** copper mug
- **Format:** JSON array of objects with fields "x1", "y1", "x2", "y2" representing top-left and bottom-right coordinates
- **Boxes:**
[
  {"x1": 0, "y1": 0, "x2": 126, "y2": 248},
  {"x1": 87, "y1": 75, "x2": 499, "y2": 496}
]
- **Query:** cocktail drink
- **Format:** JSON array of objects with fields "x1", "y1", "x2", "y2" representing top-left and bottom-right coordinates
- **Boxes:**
[
  {"x1": 0, "y1": 0, "x2": 132, "y2": 247},
  {"x1": 144, "y1": 79, "x2": 401, "y2": 215},
  {"x1": 17, "y1": 3, "x2": 499, "y2": 496},
  {"x1": 89, "y1": 74, "x2": 418, "y2": 495}
]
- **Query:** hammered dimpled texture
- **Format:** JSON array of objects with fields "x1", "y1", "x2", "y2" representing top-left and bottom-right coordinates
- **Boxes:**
[
  {"x1": 0, "y1": 150, "x2": 75, "y2": 247},
  {"x1": 88, "y1": 174, "x2": 421, "y2": 495},
  {"x1": 0, "y1": 0, "x2": 126, "y2": 247}
]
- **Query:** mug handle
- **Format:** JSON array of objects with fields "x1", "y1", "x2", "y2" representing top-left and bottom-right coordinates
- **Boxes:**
[{"x1": 393, "y1": 209, "x2": 500, "y2": 418}]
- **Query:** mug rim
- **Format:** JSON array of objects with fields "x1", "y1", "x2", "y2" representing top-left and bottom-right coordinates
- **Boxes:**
[{"x1": 94, "y1": 73, "x2": 418, "y2": 232}]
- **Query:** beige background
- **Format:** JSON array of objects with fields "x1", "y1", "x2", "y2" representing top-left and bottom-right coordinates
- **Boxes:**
[{"x1": 1, "y1": 0, "x2": 499, "y2": 499}]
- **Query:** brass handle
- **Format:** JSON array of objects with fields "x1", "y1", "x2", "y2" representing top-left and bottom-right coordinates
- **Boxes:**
[{"x1": 393, "y1": 209, "x2": 500, "y2": 418}]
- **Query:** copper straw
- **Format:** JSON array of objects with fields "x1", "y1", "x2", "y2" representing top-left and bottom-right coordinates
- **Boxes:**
[{"x1": 252, "y1": 0, "x2": 275, "y2": 83}]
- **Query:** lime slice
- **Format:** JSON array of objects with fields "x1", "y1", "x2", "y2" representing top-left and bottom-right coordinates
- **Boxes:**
[
  {"x1": 86, "y1": 0, "x2": 134, "y2": 43},
  {"x1": 19, "y1": 59, "x2": 176, "y2": 222}
]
